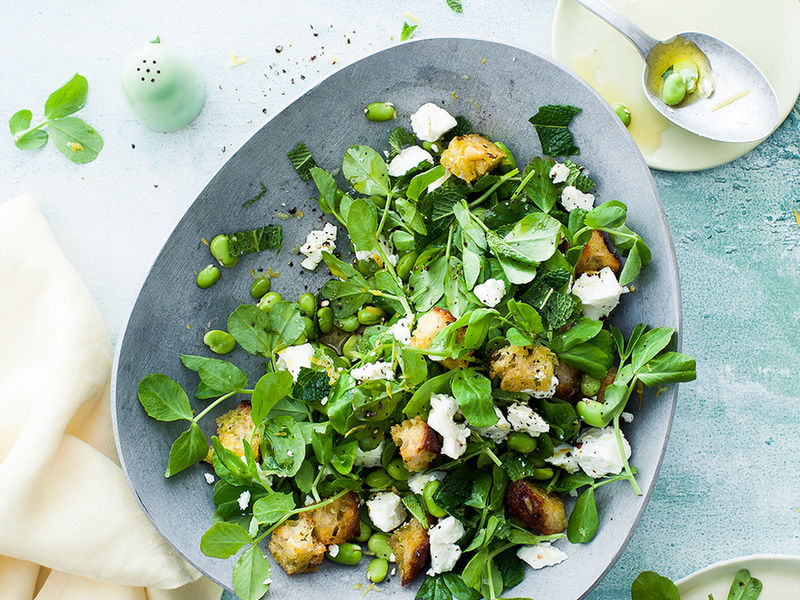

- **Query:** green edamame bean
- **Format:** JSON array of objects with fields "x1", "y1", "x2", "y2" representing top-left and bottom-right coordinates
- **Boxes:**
[
  {"x1": 364, "y1": 102, "x2": 396, "y2": 122},
  {"x1": 392, "y1": 230, "x2": 415, "y2": 253},
  {"x1": 196, "y1": 265, "x2": 221, "y2": 289},
  {"x1": 356, "y1": 257, "x2": 376, "y2": 277},
  {"x1": 209, "y1": 234, "x2": 238, "y2": 268},
  {"x1": 661, "y1": 72, "x2": 687, "y2": 105},
  {"x1": 531, "y1": 468, "x2": 554, "y2": 480},
  {"x1": 577, "y1": 399, "x2": 607, "y2": 427},
  {"x1": 341, "y1": 334, "x2": 361, "y2": 361},
  {"x1": 358, "y1": 428, "x2": 383, "y2": 451},
  {"x1": 355, "y1": 520, "x2": 373, "y2": 543},
  {"x1": 257, "y1": 291, "x2": 283, "y2": 312},
  {"x1": 358, "y1": 306, "x2": 386, "y2": 326},
  {"x1": 316, "y1": 306, "x2": 334, "y2": 333},
  {"x1": 365, "y1": 469, "x2": 394, "y2": 489},
  {"x1": 368, "y1": 557, "x2": 389, "y2": 583},
  {"x1": 395, "y1": 251, "x2": 418, "y2": 282},
  {"x1": 673, "y1": 59, "x2": 699, "y2": 93},
  {"x1": 249, "y1": 277, "x2": 271, "y2": 298},
  {"x1": 476, "y1": 452, "x2": 494, "y2": 471},
  {"x1": 336, "y1": 315, "x2": 360, "y2": 333},
  {"x1": 326, "y1": 542, "x2": 362, "y2": 565},
  {"x1": 386, "y1": 458, "x2": 410, "y2": 481},
  {"x1": 612, "y1": 102, "x2": 632, "y2": 127},
  {"x1": 421, "y1": 140, "x2": 442, "y2": 154},
  {"x1": 507, "y1": 431, "x2": 538, "y2": 454},
  {"x1": 298, "y1": 293, "x2": 316, "y2": 316},
  {"x1": 369, "y1": 194, "x2": 388, "y2": 209},
  {"x1": 303, "y1": 316, "x2": 316, "y2": 339},
  {"x1": 580, "y1": 373, "x2": 602, "y2": 397},
  {"x1": 203, "y1": 329, "x2": 236, "y2": 354},
  {"x1": 367, "y1": 533, "x2": 394, "y2": 560},
  {"x1": 422, "y1": 480, "x2": 448, "y2": 518},
  {"x1": 493, "y1": 141, "x2": 517, "y2": 172}
]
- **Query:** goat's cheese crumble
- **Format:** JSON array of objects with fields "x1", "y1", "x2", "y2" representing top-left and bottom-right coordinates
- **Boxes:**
[
  {"x1": 574, "y1": 426, "x2": 631, "y2": 478},
  {"x1": 237, "y1": 491, "x2": 251, "y2": 511},
  {"x1": 354, "y1": 440, "x2": 384, "y2": 468},
  {"x1": 428, "y1": 516, "x2": 465, "y2": 574},
  {"x1": 276, "y1": 343, "x2": 315, "y2": 380},
  {"x1": 427, "y1": 393, "x2": 471, "y2": 459},
  {"x1": 571, "y1": 267, "x2": 626, "y2": 320},
  {"x1": 473, "y1": 278, "x2": 506, "y2": 307},
  {"x1": 507, "y1": 404, "x2": 550, "y2": 436},
  {"x1": 299, "y1": 223, "x2": 337, "y2": 270},
  {"x1": 388, "y1": 146, "x2": 434, "y2": 177},
  {"x1": 410, "y1": 103, "x2": 458, "y2": 142},
  {"x1": 549, "y1": 162, "x2": 570, "y2": 184},
  {"x1": 389, "y1": 315, "x2": 414, "y2": 345},
  {"x1": 517, "y1": 543, "x2": 568, "y2": 569},
  {"x1": 408, "y1": 470, "x2": 446, "y2": 495},
  {"x1": 350, "y1": 360, "x2": 394, "y2": 382},
  {"x1": 474, "y1": 407, "x2": 512, "y2": 443},
  {"x1": 561, "y1": 186, "x2": 595, "y2": 212},
  {"x1": 367, "y1": 492, "x2": 406, "y2": 532}
]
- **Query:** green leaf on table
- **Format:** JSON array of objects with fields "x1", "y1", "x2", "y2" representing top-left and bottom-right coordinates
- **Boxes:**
[
  {"x1": 528, "y1": 104, "x2": 582, "y2": 156},
  {"x1": 630, "y1": 571, "x2": 680, "y2": 600},
  {"x1": 227, "y1": 304, "x2": 273, "y2": 357},
  {"x1": 14, "y1": 129, "x2": 49, "y2": 150},
  {"x1": 567, "y1": 486, "x2": 598, "y2": 543},
  {"x1": 137, "y1": 373, "x2": 193, "y2": 421},
  {"x1": 727, "y1": 569, "x2": 763, "y2": 600},
  {"x1": 252, "y1": 491, "x2": 295, "y2": 525},
  {"x1": 252, "y1": 370, "x2": 294, "y2": 426},
  {"x1": 452, "y1": 368, "x2": 497, "y2": 427},
  {"x1": 635, "y1": 352, "x2": 697, "y2": 386},
  {"x1": 388, "y1": 126, "x2": 416, "y2": 160},
  {"x1": 233, "y1": 545, "x2": 271, "y2": 600},
  {"x1": 48, "y1": 117, "x2": 103, "y2": 163},
  {"x1": 201, "y1": 521, "x2": 252, "y2": 558},
  {"x1": 287, "y1": 142, "x2": 317, "y2": 181},
  {"x1": 446, "y1": 0, "x2": 463, "y2": 12},
  {"x1": 198, "y1": 360, "x2": 247, "y2": 394},
  {"x1": 522, "y1": 157, "x2": 558, "y2": 213},
  {"x1": 165, "y1": 422, "x2": 209, "y2": 477},
  {"x1": 342, "y1": 144, "x2": 390, "y2": 196},
  {"x1": 9, "y1": 109, "x2": 32, "y2": 135},
  {"x1": 228, "y1": 224, "x2": 283, "y2": 256},
  {"x1": 260, "y1": 415, "x2": 306, "y2": 476},
  {"x1": 44, "y1": 73, "x2": 88, "y2": 120},
  {"x1": 400, "y1": 21, "x2": 417, "y2": 41}
]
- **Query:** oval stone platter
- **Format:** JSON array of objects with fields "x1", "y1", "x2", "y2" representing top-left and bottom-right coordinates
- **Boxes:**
[{"x1": 112, "y1": 37, "x2": 682, "y2": 600}]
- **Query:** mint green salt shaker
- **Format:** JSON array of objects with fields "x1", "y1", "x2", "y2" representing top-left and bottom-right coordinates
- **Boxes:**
[{"x1": 121, "y1": 41, "x2": 205, "y2": 132}]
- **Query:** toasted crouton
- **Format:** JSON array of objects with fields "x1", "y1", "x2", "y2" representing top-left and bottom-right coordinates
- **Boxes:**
[
  {"x1": 307, "y1": 491, "x2": 361, "y2": 545},
  {"x1": 554, "y1": 360, "x2": 581, "y2": 400},
  {"x1": 575, "y1": 230, "x2": 620, "y2": 276},
  {"x1": 206, "y1": 400, "x2": 260, "y2": 462},
  {"x1": 268, "y1": 516, "x2": 326, "y2": 574},
  {"x1": 595, "y1": 366, "x2": 618, "y2": 404},
  {"x1": 387, "y1": 519, "x2": 430, "y2": 585},
  {"x1": 505, "y1": 480, "x2": 567, "y2": 535},
  {"x1": 440, "y1": 134, "x2": 505, "y2": 183},
  {"x1": 409, "y1": 307, "x2": 468, "y2": 369},
  {"x1": 488, "y1": 345, "x2": 558, "y2": 395},
  {"x1": 390, "y1": 416, "x2": 441, "y2": 472}
]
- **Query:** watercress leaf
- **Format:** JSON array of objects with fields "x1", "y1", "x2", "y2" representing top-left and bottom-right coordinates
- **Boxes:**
[
  {"x1": 294, "y1": 460, "x2": 315, "y2": 493},
  {"x1": 268, "y1": 397, "x2": 311, "y2": 421},
  {"x1": 502, "y1": 451, "x2": 547, "y2": 481},
  {"x1": 14, "y1": 129, "x2": 49, "y2": 150},
  {"x1": 461, "y1": 548, "x2": 489, "y2": 590},
  {"x1": 403, "y1": 370, "x2": 456, "y2": 417},
  {"x1": 584, "y1": 200, "x2": 627, "y2": 229},
  {"x1": 268, "y1": 301, "x2": 306, "y2": 347},
  {"x1": 635, "y1": 352, "x2": 697, "y2": 386},
  {"x1": 529, "y1": 104, "x2": 582, "y2": 156},
  {"x1": 322, "y1": 280, "x2": 372, "y2": 318},
  {"x1": 548, "y1": 471, "x2": 594, "y2": 494},
  {"x1": 554, "y1": 338, "x2": 612, "y2": 380},
  {"x1": 452, "y1": 368, "x2": 497, "y2": 427},
  {"x1": 228, "y1": 304, "x2": 274, "y2": 357},
  {"x1": 618, "y1": 236, "x2": 650, "y2": 286},
  {"x1": 495, "y1": 547, "x2": 525, "y2": 590},
  {"x1": 198, "y1": 360, "x2": 247, "y2": 394},
  {"x1": 551, "y1": 317, "x2": 603, "y2": 351},
  {"x1": 388, "y1": 126, "x2": 416, "y2": 160},
  {"x1": 48, "y1": 116, "x2": 103, "y2": 163},
  {"x1": 434, "y1": 467, "x2": 473, "y2": 522},
  {"x1": 233, "y1": 544, "x2": 271, "y2": 600},
  {"x1": 630, "y1": 327, "x2": 675, "y2": 373},
  {"x1": 462, "y1": 248, "x2": 483, "y2": 289},
  {"x1": 329, "y1": 372, "x2": 357, "y2": 434},
  {"x1": 9, "y1": 109, "x2": 32, "y2": 135},
  {"x1": 402, "y1": 493, "x2": 430, "y2": 528},
  {"x1": 408, "y1": 165, "x2": 446, "y2": 202},
  {"x1": 400, "y1": 21, "x2": 418, "y2": 41},
  {"x1": 179, "y1": 354, "x2": 206, "y2": 372},
  {"x1": 464, "y1": 471, "x2": 493, "y2": 509},
  {"x1": 252, "y1": 370, "x2": 294, "y2": 426},
  {"x1": 252, "y1": 491, "x2": 295, "y2": 525},
  {"x1": 490, "y1": 464, "x2": 509, "y2": 511},
  {"x1": 44, "y1": 73, "x2": 88, "y2": 119},
  {"x1": 409, "y1": 254, "x2": 448, "y2": 310},
  {"x1": 567, "y1": 486, "x2": 598, "y2": 543},
  {"x1": 287, "y1": 142, "x2": 317, "y2": 181},
  {"x1": 727, "y1": 569, "x2": 763, "y2": 600},
  {"x1": 506, "y1": 327, "x2": 532, "y2": 346},
  {"x1": 507, "y1": 300, "x2": 544, "y2": 337},
  {"x1": 493, "y1": 247, "x2": 538, "y2": 285},
  {"x1": 522, "y1": 157, "x2": 558, "y2": 213},
  {"x1": 260, "y1": 415, "x2": 306, "y2": 476},
  {"x1": 504, "y1": 212, "x2": 562, "y2": 262},
  {"x1": 195, "y1": 381, "x2": 220, "y2": 399},
  {"x1": 347, "y1": 197, "x2": 378, "y2": 251},
  {"x1": 342, "y1": 144, "x2": 390, "y2": 195},
  {"x1": 400, "y1": 347, "x2": 428, "y2": 387},
  {"x1": 599, "y1": 382, "x2": 629, "y2": 423},
  {"x1": 416, "y1": 186, "x2": 466, "y2": 244},
  {"x1": 540, "y1": 398, "x2": 580, "y2": 441},
  {"x1": 331, "y1": 440, "x2": 358, "y2": 475},
  {"x1": 137, "y1": 373, "x2": 193, "y2": 421},
  {"x1": 200, "y1": 522, "x2": 252, "y2": 558},
  {"x1": 441, "y1": 572, "x2": 481, "y2": 600},
  {"x1": 416, "y1": 574, "x2": 456, "y2": 600},
  {"x1": 486, "y1": 230, "x2": 537, "y2": 267},
  {"x1": 228, "y1": 225, "x2": 283, "y2": 257},
  {"x1": 165, "y1": 423, "x2": 208, "y2": 477},
  {"x1": 309, "y1": 167, "x2": 339, "y2": 214},
  {"x1": 310, "y1": 422, "x2": 334, "y2": 464},
  {"x1": 396, "y1": 197, "x2": 428, "y2": 234},
  {"x1": 630, "y1": 571, "x2": 680, "y2": 600}
]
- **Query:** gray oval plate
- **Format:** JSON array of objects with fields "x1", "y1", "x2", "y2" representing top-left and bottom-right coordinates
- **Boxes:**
[{"x1": 113, "y1": 37, "x2": 681, "y2": 600}]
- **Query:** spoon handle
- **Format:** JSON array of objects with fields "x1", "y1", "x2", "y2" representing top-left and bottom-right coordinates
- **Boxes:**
[{"x1": 573, "y1": 0, "x2": 658, "y2": 59}]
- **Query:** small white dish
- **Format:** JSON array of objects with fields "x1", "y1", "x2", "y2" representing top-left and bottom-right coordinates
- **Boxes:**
[{"x1": 676, "y1": 554, "x2": 800, "y2": 599}]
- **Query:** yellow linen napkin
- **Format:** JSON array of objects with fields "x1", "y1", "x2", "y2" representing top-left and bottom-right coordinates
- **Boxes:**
[{"x1": 0, "y1": 195, "x2": 223, "y2": 600}]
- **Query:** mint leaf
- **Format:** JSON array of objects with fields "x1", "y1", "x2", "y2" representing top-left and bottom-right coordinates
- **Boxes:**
[
  {"x1": 387, "y1": 126, "x2": 416, "y2": 159},
  {"x1": 242, "y1": 180, "x2": 267, "y2": 207},
  {"x1": 529, "y1": 104, "x2": 582, "y2": 156},
  {"x1": 400, "y1": 22, "x2": 417, "y2": 41},
  {"x1": 564, "y1": 159, "x2": 595, "y2": 192},
  {"x1": 9, "y1": 109, "x2": 32, "y2": 135},
  {"x1": 446, "y1": 0, "x2": 463, "y2": 13},
  {"x1": 44, "y1": 73, "x2": 88, "y2": 120},
  {"x1": 293, "y1": 367, "x2": 331, "y2": 404},
  {"x1": 287, "y1": 142, "x2": 317, "y2": 181},
  {"x1": 227, "y1": 224, "x2": 283, "y2": 256}
]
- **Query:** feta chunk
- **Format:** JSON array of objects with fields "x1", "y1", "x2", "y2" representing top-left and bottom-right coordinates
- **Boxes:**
[
  {"x1": 204, "y1": 473, "x2": 215, "y2": 485},
  {"x1": 549, "y1": 162, "x2": 570, "y2": 184},
  {"x1": 522, "y1": 374, "x2": 559, "y2": 399},
  {"x1": 276, "y1": 343, "x2": 315, "y2": 380},
  {"x1": 367, "y1": 492, "x2": 407, "y2": 532},
  {"x1": 237, "y1": 490, "x2": 251, "y2": 511},
  {"x1": 506, "y1": 404, "x2": 550, "y2": 436},
  {"x1": 561, "y1": 186, "x2": 595, "y2": 212},
  {"x1": 388, "y1": 146, "x2": 434, "y2": 177},
  {"x1": 354, "y1": 440, "x2": 385, "y2": 468},
  {"x1": 473, "y1": 278, "x2": 506, "y2": 307},
  {"x1": 427, "y1": 169, "x2": 451, "y2": 193},
  {"x1": 410, "y1": 103, "x2": 458, "y2": 142},
  {"x1": 571, "y1": 267, "x2": 626, "y2": 320},
  {"x1": 474, "y1": 407, "x2": 512, "y2": 443},
  {"x1": 350, "y1": 360, "x2": 394, "y2": 382},
  {"x1": 327, "y1": 544, "x2": 340, "y2": 558},
  {"x1": 546, "y1": 444, "x2": 580, "y2": 474},
  {"x1": 299, "y1": 223, "x2": 337, "y2": 270},
  {"x1": 427, "y1": 394, "x2": 470, "y2": 459},
  {"x1": 574, "y1": 426, "x2": 631, "y2": 478},
  {"x1": 517, "y1": 543, "x2": 568, "y2": 569},
  {"x1": 389, "y1": 315, "x2": 414, "y2": 345},
  {"x1": 408, "y1": 470, "x2": 446, "y2": 495},
  {"x1": 428, "y1": 516, "x2": 465, "y2": 574}
]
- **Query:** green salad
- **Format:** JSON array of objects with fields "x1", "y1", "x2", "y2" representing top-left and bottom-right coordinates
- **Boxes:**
[{"x1": 137, "y1": 100, "x2": 696, "y2": 600}]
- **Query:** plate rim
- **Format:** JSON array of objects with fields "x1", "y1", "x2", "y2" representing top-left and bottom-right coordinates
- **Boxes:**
[{"x1": 675, "y1": 554, "x2": 800, "y2": 591}]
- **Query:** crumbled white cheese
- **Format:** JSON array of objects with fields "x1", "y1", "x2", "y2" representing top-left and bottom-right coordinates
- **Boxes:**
[
  {"x1": 517, "y1": 543, "x2": 568, "y2": 569},
  {"x1": 304, "y1": 495, "x2": 315, "y2": 506},
  {"x1": 474, "y1": 407, "x2": 512, "y2": 443},
  {"x1": 621, "y1": 411, "x2": 634, "y2": 423},
  {"x1": 574, "y1": 426, "x2": 631, "y2": 478},
  {"x1": 473, "y1": 278, "x2": 506, "y2": 307},
  {"x1": 407, "y1": 470, "x2": 446, "y2": 495},
  {"x1": 248, "y1": 517, "x2": 259, "y2": 538},
  {"x1": 299, "y1": 222, "x2": 337, "y2": 270},
  {"x1": 263, "y1": 578, "x2": 271, "y2": 586},
  {"x1": 351, "y1": 360, "x2": 394, "y2": 382},
  {"x1": 427, "y1": 393, "x2": 470, "y2": 459},
  {"x1": 427, "y1": 169, "x2": 451, "y2": 193},
  {"x1": 429, "y1": 516, "x2": 465, "y2": 574},
  {"x1": 388, "y1": 146, "x2": 434, "y2": 177},
  {"x1": 410, "y1": 103, "x2": 458, "y2": 142},
  {"x1": 522, "y1": 374, "x2": 559, "y2": 399},
  {"x1": 561, "y1": 186, "x2": 595, "y2": 212},
  {"x1": 204, "y1": 473, "x2": 215, "y2": 485},
  {"x1": 367, "y1": 492, "x2": 407, "y2": 532},
  {"x1": 389, "y1": 315, "x2": 414, "y2": 345},
  {"x1": 354, "y1": 440, "x2": 385, "y2": 468},
  {"x1": 355, "y1": 235, "x2": 398, "y2": 266},
  {"x1": 276, "y1": 343, "x2": 315, "y2": 380},
  {"x1": 237, "y1": 490, "x2": 251, "y2": 511},
  {"x1": 549, "y1": 162, "x2": 570, "y2": 184},
  {"x1": 287, "y1": 450, "x2": 293, "y2": 457},
  {"x1": 546, "y1": 444, "x2": 580, "y2": 474},
  {"x1": 391, "y1": 567, "x2": 396, "y2": 576},
  {"x1": 328, "y1": 544, "x2": 340, "y2": 558},
  {"x1": 320, "y1": 395, "x2": 329, "y2": 406},
  {"x1": 506, "y1": 404, "x2": 550, "y2": 436},
  {"x1": 571, "y1": 267, "x2": 626, "y2": 320}
]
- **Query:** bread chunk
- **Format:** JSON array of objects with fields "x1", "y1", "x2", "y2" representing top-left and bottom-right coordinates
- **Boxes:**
[
  {"x1": 575, "y1": 230, "x2": 620, "y2": 276},
  {"x1": 409, "y1": 307, "x2": 468, "y2": 369},
  {"x1": 307, "y1": 491, "x2": 361, "y2": 545},
  {"x1": 440, "y1": 134, "x2": 505, "y2": 183},
  {"x1": 390, "y1": 416, "x2": 441, "y2": 472},
  {"x1": 268, "y1": 516, "x2": 326, "y2": 574},
  {"x1": 505, "y1": 480, "x2": 567, "y2": 535},
  {"x1": 206, "y1": 400, "x2": 260, "y2": 462},
  {"x1": 488, "y1": 345, "x2": 558, "y2": 395},
  {"x1": 387, "y1": 519, "x2": 430, "y2": 585}
]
